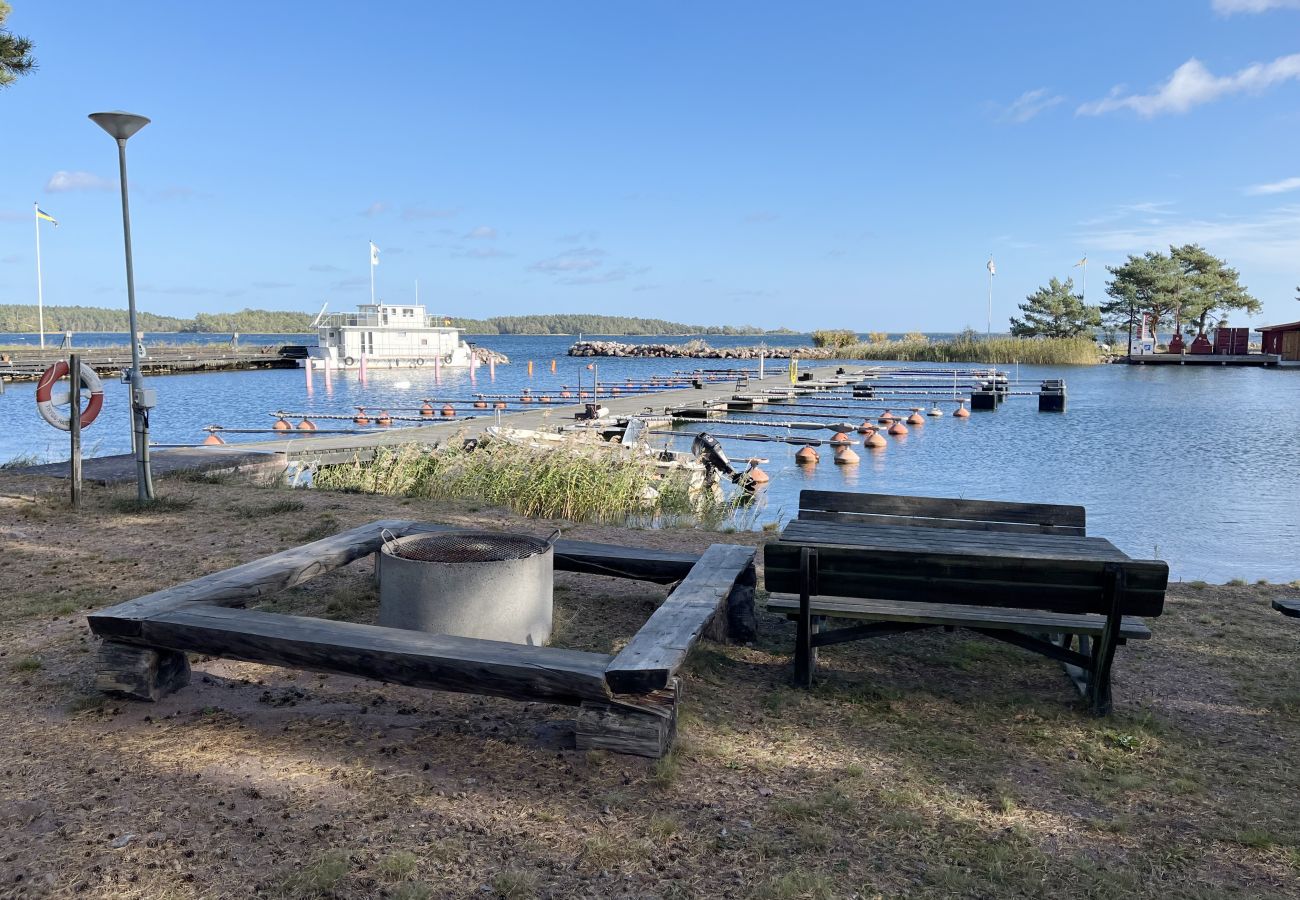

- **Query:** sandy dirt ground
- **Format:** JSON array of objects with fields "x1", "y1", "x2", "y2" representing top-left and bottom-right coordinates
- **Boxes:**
[{"x1": 0, "y1": 472, "x2": 1297, "y2": 899}]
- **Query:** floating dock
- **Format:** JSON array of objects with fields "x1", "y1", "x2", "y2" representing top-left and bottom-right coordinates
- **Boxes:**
[
  {"x1": 1123, "y1": 353, "x2": 1280, "y2": 367},
  {"x1": 0, "y1": 345, "x2": 299, "y2": 381}
]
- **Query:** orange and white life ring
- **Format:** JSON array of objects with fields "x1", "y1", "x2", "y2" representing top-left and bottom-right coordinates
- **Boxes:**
[{"x1": 35, "y1": 361, "x2": 104, "y2": 431}]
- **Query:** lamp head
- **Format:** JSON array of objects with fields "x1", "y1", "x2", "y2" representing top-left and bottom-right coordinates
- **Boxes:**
[{"x1": 89, "y1": 111, "x2": 150, "y2": 142}]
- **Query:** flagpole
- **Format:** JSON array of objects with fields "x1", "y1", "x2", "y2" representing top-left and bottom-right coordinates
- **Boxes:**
[
  {"x1": 1082, "y1": 257, "x2": 1087, "y2": 305},
  {"x1": 369, "y1": 243, "x2": 375, "y2": 306},
  {"x1": 34, "y1": 203, "x2": 45, "y2": 349},
  {"x1": 986, "y1": 259, "x2": 992, "y2": 337}
]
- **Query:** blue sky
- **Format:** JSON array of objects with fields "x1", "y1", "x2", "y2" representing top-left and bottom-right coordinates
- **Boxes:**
[{"x1": 2, "y1": 1, "x2": 1299, "y2": 331}]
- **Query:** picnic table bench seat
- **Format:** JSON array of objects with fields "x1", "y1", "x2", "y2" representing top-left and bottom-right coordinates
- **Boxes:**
[
  {"x1": 763, "y1": 491, "x2": 1169, "y2": 714},
  {"x1": 1274, "y1": 598, "x2": 1300, "y2": 619}
]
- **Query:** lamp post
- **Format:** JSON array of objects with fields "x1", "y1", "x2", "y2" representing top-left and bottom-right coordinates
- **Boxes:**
[{"x1": 89, "y1": 111, "x2": 155, "y2": 502}]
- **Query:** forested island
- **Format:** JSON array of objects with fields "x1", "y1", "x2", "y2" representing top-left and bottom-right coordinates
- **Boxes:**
[{"x1": 0, "y1": 304, "x2": 790, "y2": 336}]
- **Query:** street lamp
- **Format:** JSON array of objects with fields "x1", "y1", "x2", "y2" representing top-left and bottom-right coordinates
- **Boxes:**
[{"x1": 89, "y1": 111, "x2": 155, "y2": 502}]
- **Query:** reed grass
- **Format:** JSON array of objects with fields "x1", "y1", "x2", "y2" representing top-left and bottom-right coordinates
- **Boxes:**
[
  {"x1": 836, "y1": 334, "x2": 1100, "y2": 365},
  {"x1": 312, "y1": 440, "x2": 739, "y2": 525}
]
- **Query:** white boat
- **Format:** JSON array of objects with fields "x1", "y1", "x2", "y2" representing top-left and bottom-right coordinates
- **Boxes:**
[{"x1": 303, "y1": 303, "x2": 479, "y2": 370}]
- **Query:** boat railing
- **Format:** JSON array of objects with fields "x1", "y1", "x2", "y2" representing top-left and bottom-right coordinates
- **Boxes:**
[{"x1": 318, "y1": 312, "x2": 459, "y2": 330}]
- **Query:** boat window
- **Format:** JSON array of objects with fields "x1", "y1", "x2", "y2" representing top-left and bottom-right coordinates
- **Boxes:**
[{"x1": 421, "y1": 338, "x2": 428, "y2": 346}]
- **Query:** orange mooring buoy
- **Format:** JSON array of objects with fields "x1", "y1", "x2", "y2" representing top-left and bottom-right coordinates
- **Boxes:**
[
  {"x1": 954, "y1": 402, "x2": 970, "y2": 418},
  {"x1": 273, "y1": 417, "x2": 291, "y2": 431},
  {"x1": 420, "y1": 402, "x2": 435, "y2": 418},
  {"x1": 353, "y1": 410, "x2": 370, "y2": 426},
  {"x1": 539, "y1": 396, "x2": 551, "y2": 403},
  {"x1": 744, "y1": 466, "x2": 771, "y2": 484},
  {"x1": 879, "y1": 409, "x2": 896, "y2": 424},
  {"x1": 441, "y1": 405, "x2": 455, "y2": 417},
  {"x1": 857, "y1": 421, "x2": 873, "y2": 434},
  {"x1": 519, "y1": 394, "x2": 532, "y2": 403},
  {"x1": 834, "y1": 445, "x2": 860, "y2": 465},
  {"x1": 795, "y1": 446, "x2": 819, "y2": 465},
  {"x1": 473, "y1": 400, "x2": 488, "y2": 409},
  {"x1": 830, "y1": 432, "x2": 850, "y2": 446},
  {"x1": 297, "y1": 419, "x2": 317, "y2": 431},
  {"x1": 888, "y1": 420, "x2": 909, "y2": 435},
  {"x1": 907, "y1": 410, "x2": 925, "y2": 425},
  {"x1": 203, "y1": 432, "x2": 225, "y2": 445},
  {"x1": 865, "y1": 430, "x2": 887, "y2": 449},
  {"x1": 561, "y1": 390, "x2": 572, "y2": 398},
  {"x1": 376, "y1": 410, "x2": 393, "y2": 426},
  {"x1": 494, "y1": 401, "x2": 508, "y2": 409}
]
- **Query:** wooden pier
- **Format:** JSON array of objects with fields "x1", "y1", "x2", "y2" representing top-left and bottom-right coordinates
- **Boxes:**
[
  {"x1": 0, "y1": 344, "x2": 299, "y2": 381},
  {"x1": 1123, "y1": 353, "x2": 1280, "y2": 367}
]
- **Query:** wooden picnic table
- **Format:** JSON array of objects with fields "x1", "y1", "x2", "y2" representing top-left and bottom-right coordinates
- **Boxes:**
[{"x1": 764, "y1": 491, "x2": 1169, "y2": 714}]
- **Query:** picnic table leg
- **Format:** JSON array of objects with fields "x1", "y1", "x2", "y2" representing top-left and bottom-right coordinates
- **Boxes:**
[
  {"x1": 794, "y1": 547, "x2": 818, "y2": 688},
  {"x1": 1087, "y1": 566, "x2": 1126, "y2": 716}
]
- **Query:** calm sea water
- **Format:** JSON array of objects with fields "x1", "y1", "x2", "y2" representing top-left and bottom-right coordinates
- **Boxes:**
[{"x1": 2, "y1": 332, "x2": 1297, "y2": 583}]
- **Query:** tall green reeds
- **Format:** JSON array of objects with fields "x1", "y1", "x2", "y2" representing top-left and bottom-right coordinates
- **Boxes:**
[
  {"x1": 836, "y1": 334, "x2": 1100, "y2": 365},
  {"x1": 312, "y1": 440, "x2": 737, "y2": 525}
]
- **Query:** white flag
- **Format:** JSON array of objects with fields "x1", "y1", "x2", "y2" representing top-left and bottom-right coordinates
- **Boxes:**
[
  {"x1": 986, "y1": 257, "x2": 996, "y2": 276},
  {"x1": 370, "y1": 241, "x2": 380, "y2": 267}
]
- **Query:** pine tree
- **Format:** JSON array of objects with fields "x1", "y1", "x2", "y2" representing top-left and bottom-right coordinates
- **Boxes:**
[
  {"x1": 1009, "y1": 277, "x2": 1100, "y2": 338},
  {"x1": 0, "y1": 2, "x2": 35, "y2": 87}
]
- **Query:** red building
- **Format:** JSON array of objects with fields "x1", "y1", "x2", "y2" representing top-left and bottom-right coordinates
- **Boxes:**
[{"x1": 1258, "y1": 321, "x2": 1300, "y2": 361}]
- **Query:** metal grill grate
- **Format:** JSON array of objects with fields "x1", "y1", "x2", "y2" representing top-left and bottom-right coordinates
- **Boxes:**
[{"x1": 386, "y1": 532, "x2": 550, "y2": 563}]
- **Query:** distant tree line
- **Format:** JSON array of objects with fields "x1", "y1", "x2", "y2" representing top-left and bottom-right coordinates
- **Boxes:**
[
  {"x1": 449, "y1": 314, "x2": 776, "y2": 335},
  {"x1": 0, "y1": 304, "x2": 785, "y2": 336}
]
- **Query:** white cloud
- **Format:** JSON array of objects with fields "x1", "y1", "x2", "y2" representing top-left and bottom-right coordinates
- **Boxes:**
[
  {"x1": 452, "y1": 247, "x2": 513, "y2": 259},
  {"x1": 1213, "y1": 0, "x2": 1300, "y2": 13},
  {"x1": 45, "y1": 170, "x2": 114, "y2": 192},
  {"x1": 995, "y1": 88, "x2": 1065, "y2": 124},
  {"x1": 530, "y1": 248, "x2": 606, "y2": 273},
  {"x1": 464, "y1": 225, "x2": 497, "y2": 239},
  {"x1": 1077, "y1": 204, "x2": 1300, "y2": 270},
  {"x1": 1246, "y1": 176, "x2": 1300, "y2": 195},
  {"x1": 1078, "y1": 54, "x2": 1300, "y2": 116},
  {"x1": 359, "y1": 201, "x2": 389, "y2": 217}
]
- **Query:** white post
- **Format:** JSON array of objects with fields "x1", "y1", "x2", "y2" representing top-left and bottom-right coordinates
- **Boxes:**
[
  {"x1": 987, "y1": 269, "x2": 992, "y2": 337},
  {"x1": 369, "y1": 248, "x2": 375, "y2": 306},
  {"x1": 1082, "y1": 258, "x2": 1087, "y2": 306},
  {"x1": 34, "y1": 203, "x2": 45, "y2": 350}
]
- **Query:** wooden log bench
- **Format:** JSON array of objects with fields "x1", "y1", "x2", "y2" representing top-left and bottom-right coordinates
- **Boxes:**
[
  {"x1": 763, "y1": 491, "x2": 1168, "y2": 715},
  {"x1": 86, "y1": 519, "x2": 756, "y2": 758},
  {"x1": 1274, "y1": 598, "x2": 1300, "y2": 619}
]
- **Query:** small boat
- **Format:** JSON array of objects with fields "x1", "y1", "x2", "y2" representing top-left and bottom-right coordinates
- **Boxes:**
[{"x1": 303, "y1": 302, "x2": 501, "y2": 370}]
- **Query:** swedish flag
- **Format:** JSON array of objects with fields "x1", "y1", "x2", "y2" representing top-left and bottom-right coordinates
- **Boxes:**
[{"x1": 35, "y1": 207, "x2": 58, "y2": 226}]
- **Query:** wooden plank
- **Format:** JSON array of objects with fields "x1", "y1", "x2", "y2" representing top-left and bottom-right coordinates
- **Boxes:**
[
  {"x1": 778, "y1": 520, "x2": 1124, "y2": 561},
  {"x1": 88, "y1": 518, "x2": 422, "y2": 638},
  {"x1": 95, "y1": 641, "x2": 191, "y2": 701},
  {"x1": 1273, "y1": 598, "x2": 1300, "y2": 618},
  {"x1": 605, "y1": 544, "x2": 757, "y2": 693},
  {"x1": 123, "y1": 604, "x2": 614, "y2": 706},
  {"x1": 575, "y1": 679, "x2": 679, "y2": 758},
  {"x1": 766, "y1": 594, "x2": 1152, "y2": 639},
  {"x1": 797, "y1": 508, "x2": 1084, "y2": 537},
  {"x1": 798, "y1": 489, "x2": 1085, "y2": 528},
  {"x1": 762, "y1": 542, "x2": 1167, "y2": 617}
]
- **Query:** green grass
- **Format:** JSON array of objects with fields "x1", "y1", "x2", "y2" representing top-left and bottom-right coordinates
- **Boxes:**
[
  {"x1": 835, "y1": 333, "x2": 1101, "y2": 365},
  {"x1": 312, "y1": 441, "x2": 738, "y2": 526},
  {"x1": 270, "y1": 849, "x2": 351, "y2": 898},
  {"x1": 11, "y1": 656, "x2": 42, "y2": 672},
  {"x1": 375, "y1": 850, "x2": 419, "y2": 881},
  {"x1": 489, "y1": 870, "x2": 539, "y2": 899}
]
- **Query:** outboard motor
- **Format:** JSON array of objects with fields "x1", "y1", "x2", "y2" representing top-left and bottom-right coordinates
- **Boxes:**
[{"x1": 691, "y1": 432, "x2": 741, "y2": 483}]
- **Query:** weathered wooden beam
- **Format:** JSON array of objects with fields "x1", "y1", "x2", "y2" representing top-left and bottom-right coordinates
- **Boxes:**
[
  {"x1": 95, "y1": 640, "x2": 191, "y2": 701},
  {"x1": 605, "y1": 544, "x2": 757, "y2": 694},
  {"x1": 575, "y1": 679, "x2": 679, "y2": 758},
  {"x1": 88, "y1": 519, "x2": 423, "y2": 638},
  {"x1": 119, "y1": 605, "x2": 614, "y2": 706},
  {"x1": 725, "y1": 561, "x2": 759, "y2": 643}
]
